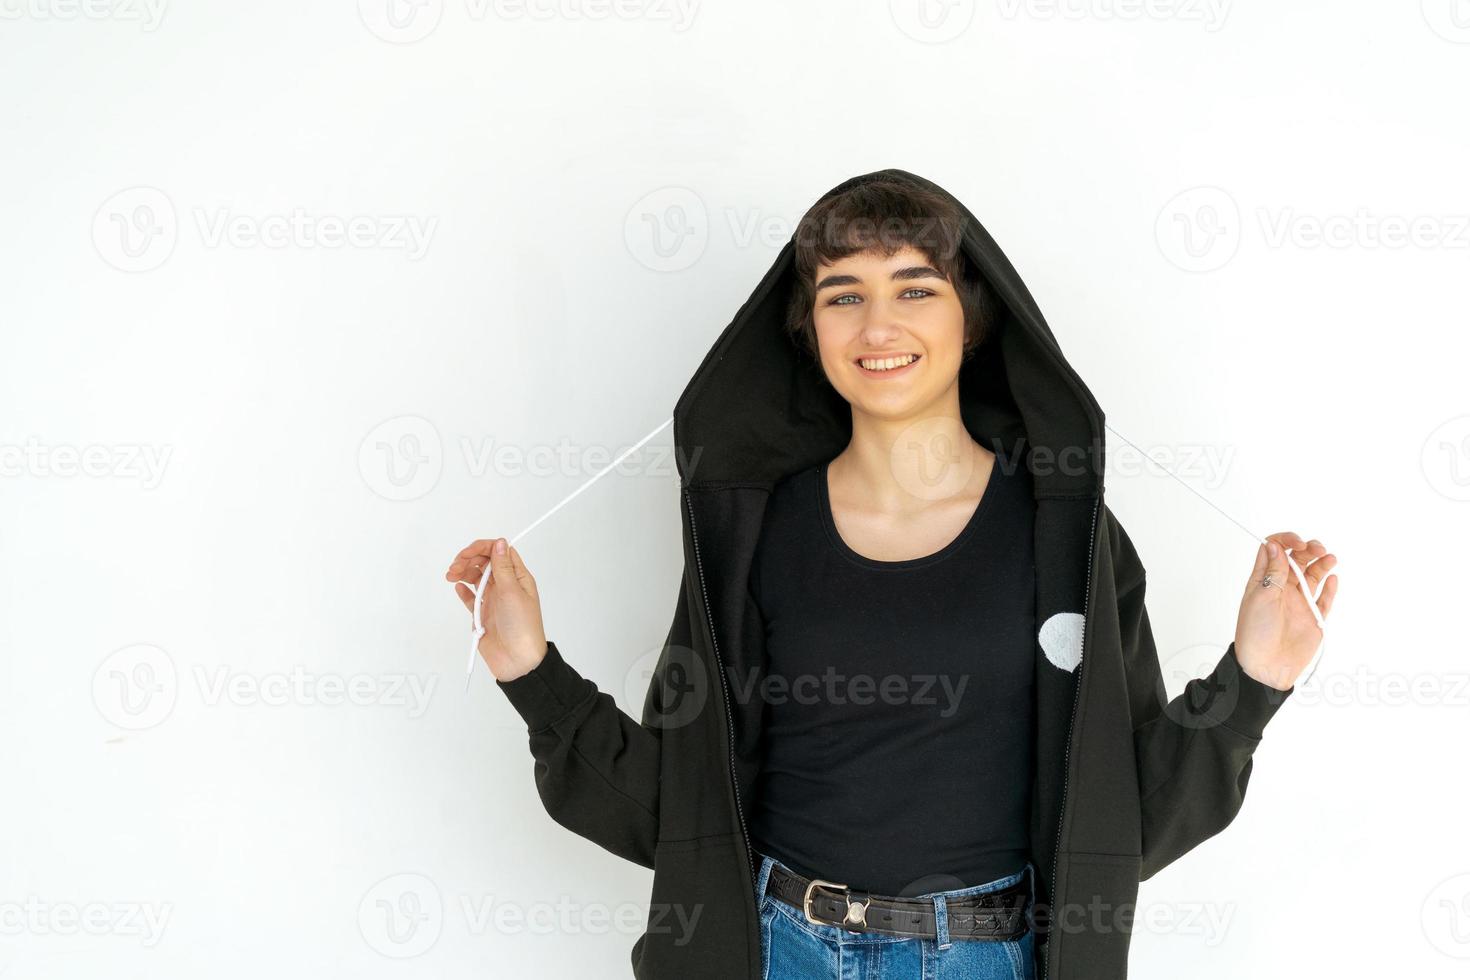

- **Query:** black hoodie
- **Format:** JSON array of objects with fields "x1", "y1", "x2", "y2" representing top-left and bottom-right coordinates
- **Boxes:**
[{"x1": 495, "y1": 167, "x2": 1294, "y2": 979}]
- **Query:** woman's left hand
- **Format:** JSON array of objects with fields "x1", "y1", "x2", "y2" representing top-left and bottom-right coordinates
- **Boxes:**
[{"x1": 1233, "y1": 531, "x2": 1339, "y2": 691}]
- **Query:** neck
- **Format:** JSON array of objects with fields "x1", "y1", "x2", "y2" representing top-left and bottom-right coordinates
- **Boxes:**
[{"x1": 832, "y1": 386, "x2": 988, "y2": 513}]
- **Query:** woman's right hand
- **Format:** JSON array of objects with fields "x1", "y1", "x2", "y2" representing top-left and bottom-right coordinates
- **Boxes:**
[{"x1": 446, "y1": 537, "x2": 548, "y2": 683}]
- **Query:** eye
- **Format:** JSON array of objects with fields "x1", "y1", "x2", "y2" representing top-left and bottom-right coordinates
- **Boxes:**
[
  {"x1": 901, "y1": 287, "x2": 935, "y2": 299},
  {"x1": 827, "y1": 294, "x2": 860, "y2": 306}
]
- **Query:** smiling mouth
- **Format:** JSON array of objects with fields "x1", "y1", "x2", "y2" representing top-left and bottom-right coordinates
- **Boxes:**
[{"x1": 855, "y1": 353, "x2": 921, "y2": 374}]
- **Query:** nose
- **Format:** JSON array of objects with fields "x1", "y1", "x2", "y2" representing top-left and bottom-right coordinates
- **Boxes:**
[{"x1": 858, "y1": 300, "x2": 904, "y2": 345}]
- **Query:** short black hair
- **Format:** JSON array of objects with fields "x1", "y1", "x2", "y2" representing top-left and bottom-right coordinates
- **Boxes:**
[{"x1": 784, "y1": 179, "x2": 999, "y2": 362}]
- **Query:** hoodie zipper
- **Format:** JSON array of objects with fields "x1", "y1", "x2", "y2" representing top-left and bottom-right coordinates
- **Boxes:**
[
  {"x1": 682, "y1": 487, "x2": 758, "y2": 929},
  {"x1": 1043, "y1": 494, "x2": 1100, "y2": 980}
]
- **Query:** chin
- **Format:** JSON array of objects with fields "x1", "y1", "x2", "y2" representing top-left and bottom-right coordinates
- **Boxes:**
[{"x1": 844, "y1": 386, "x2": 934, "y2": 421}]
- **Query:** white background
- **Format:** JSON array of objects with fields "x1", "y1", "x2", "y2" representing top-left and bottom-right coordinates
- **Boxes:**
[{"x1": 2, "y1": 1, "x2": 1467, "y2": 977}]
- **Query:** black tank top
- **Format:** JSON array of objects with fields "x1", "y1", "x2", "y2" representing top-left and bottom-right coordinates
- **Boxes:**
[{"x1": 747, "y1": 454, "x2": 1036, "y2": 896}]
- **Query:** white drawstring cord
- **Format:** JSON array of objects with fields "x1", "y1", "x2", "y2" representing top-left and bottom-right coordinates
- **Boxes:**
[
  {"x1": 1105, "y1": 422, "x2": 1337, "y2": 687},
  {"x1": 457, "y1": 415, "x2": 1335, "y2": 692},
  {"x1": 1277, "y1": 544, "x2": 1332, "y2": 686},
  {"x1": 456, "y1": 417, "x2": 674, "y2": 691}
]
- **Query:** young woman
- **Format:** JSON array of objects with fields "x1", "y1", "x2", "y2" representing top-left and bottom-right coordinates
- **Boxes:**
[{"x1": 446, "y1": 171, "x2": 1337, "y2": 980}]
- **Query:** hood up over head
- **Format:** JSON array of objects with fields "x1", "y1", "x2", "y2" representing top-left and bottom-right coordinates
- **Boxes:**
[{"x1": 672, "y1": 168, "x2": 1107, "y2": 496}]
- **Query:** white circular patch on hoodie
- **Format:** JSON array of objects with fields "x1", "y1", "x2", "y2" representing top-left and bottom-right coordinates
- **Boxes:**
[{"x1": 1039, "y1": 612, "x2": 1085, "y2": 672}]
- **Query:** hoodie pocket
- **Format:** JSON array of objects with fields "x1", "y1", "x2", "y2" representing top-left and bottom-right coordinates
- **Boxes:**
[
  {"x1": 636, "y1": 832, "x2": 752, "y2": 980},
  {"x1": 1048, "y1": 851, "x2": 1141, "y2": 980}
]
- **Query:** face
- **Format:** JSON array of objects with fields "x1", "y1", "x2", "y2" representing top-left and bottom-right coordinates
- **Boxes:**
[{"x1": 810, "y1": 244, "x2": 966, "y2": 422}]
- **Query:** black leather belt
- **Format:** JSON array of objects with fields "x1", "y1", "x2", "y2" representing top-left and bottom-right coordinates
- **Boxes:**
[{"x1": 764, "y1": 863, "x2": 1031, "y2": 941}]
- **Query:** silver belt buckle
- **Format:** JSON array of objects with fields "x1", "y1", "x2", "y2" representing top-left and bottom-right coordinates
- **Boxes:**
[{"x1": 802, "y1": 878, "x2": 869, "y2": 930}]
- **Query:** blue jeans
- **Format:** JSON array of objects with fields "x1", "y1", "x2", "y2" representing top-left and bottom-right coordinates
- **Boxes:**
[{"x1": 754, "y1": 850, "x2": 1037, "y2": 980}]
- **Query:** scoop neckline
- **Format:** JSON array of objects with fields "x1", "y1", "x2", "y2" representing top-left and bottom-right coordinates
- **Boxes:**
[{"x1": 817, "y1": 456, "x2": 1002, "y2": 571}]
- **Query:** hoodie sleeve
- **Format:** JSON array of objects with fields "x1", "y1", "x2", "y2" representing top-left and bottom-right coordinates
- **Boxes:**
[
  {"x1": 1104, "y1": 507, "x2": 1294, "y2": 881},
  {"x1": 495, "y1": 576, "x2": 693, "y2": 870}
]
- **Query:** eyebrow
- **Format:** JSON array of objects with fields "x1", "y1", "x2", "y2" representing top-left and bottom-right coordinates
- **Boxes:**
[{"x1": 814, "y1": 265, "x2": 947, "y2": 292}]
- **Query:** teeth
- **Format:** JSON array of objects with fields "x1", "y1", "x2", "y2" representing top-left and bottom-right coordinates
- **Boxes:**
[{"x1": 859, "y1": 354, "x2": 918, "y2": 371}]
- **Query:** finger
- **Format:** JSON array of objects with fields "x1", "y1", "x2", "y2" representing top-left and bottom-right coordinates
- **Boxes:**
[
  {"x1": 1266, "y1": 530, "x2": 1310, "y2": 552},
  {"x1": 447, "y1": 539, "x2": 498, "y2": 581},
  {"x1": 1281, "y1": 539, "x2": 1324, "y2": 583},
  {"x1": 508, "y1": 545, "x2": 538, "y2": 599},
  {"x1": 447, "y1": 559, "x2": 494, "y2": 590},
  {"x1": 1246, "y1": 539, "x2": 1268, "y2": 593},
  {"x1": 1298, "y1": 539, "x2": 1328, "y2": 567},
  {"x1": 454, "y1": 577, "x2": 498, "y2": 633},
  {"x1": 1262, "y1": 537, "x2": 1290, "y2": 585},
  {"x1": 1302, "y1": 552, "x2": 1338, "y2": 595},
  {"x1": 1317, "y1": 571, "x2": 1339, "y2": 618},
  {"x1": 1286, "y1": 538, "x2": 1326, "y2": 565},
  {"x1": 455, "y1": 538, "x2": 497, "y2": 559},
  {"x1": 488, "y1": 537, "x2": 515, "y2": 595}
]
